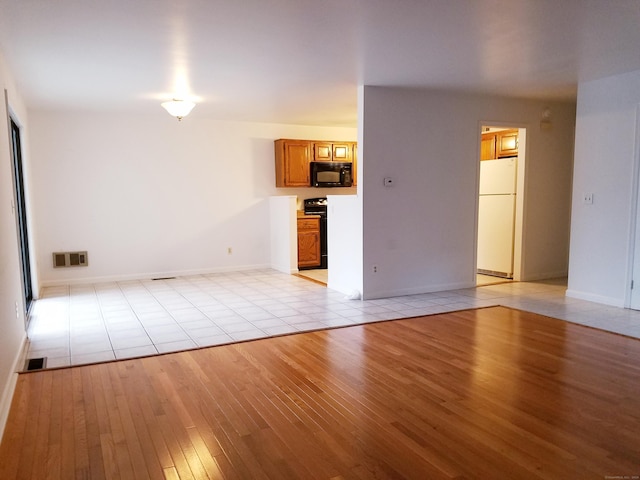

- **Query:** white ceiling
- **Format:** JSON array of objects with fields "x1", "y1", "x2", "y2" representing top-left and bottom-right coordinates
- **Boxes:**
[{"x1": 0, "y1": 0, "x2": 639, "y2": 126}]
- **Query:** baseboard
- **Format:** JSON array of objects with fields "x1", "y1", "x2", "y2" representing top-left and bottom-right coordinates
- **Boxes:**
[
  {"x1": 0, "y1": 331, "x2": 28, "y2": 443},
  {"x1": 519, "y1": 270, "x2": 568, "y2": 282},
  {"x1": 362, "y1": 280, "x2": 474, "y2": 300},
  {"x1": 565, "y1": 289, "x2": 624, "y2": 308},
  {"x1": 327, "y1": 282, "x2": 359, "y2": 298},
  {"x1": 38, "y1": 263, "x2": 272, "y2": 288},
  {"x1": 271, "y1": 264, "x2": 299, "y2": 275}
]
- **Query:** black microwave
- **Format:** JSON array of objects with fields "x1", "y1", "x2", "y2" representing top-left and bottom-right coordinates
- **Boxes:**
[{"x1": 310, "y1": 161, "x2": 353, "y2": 187}]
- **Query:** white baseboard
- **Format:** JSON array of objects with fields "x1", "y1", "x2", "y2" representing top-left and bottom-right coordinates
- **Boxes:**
[
  {"x1": 38, "y1": 263, "x2": 272, "y2": 288},
  {"x1": 519, "y1": 270, "x2": 568, "y2": 282},
  {"x1": 271, "y1": 264, "x2": 299, "y2": 275},
  {"x1": 0, "y1": 332, "x2": 28, "y2": 443},
  {"x1": 362, "y1": 280, "x2": 474, "y2": 300},
  {"x1": 565, "y1": 289, "x2": 624, "y2": 308}
]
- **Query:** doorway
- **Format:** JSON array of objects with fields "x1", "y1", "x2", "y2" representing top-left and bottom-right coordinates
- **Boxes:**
[
  {"x1": 629, "y1": 105, "x2": 640, "y2": 309},
  {"x1": 10, "y1": 116, "x2": 33, "y2": 320},
  {"x1": 476, "y1": 125, "x2": 526, "y2": 286}
]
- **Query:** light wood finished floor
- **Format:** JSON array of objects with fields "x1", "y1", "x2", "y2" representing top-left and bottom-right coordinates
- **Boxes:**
[
  {"x1": 296, "y1": 268, "x2": 328, "y2": 285},
  {"x1": 2, "y1": 306, "x2": 640, "y2": 479}
]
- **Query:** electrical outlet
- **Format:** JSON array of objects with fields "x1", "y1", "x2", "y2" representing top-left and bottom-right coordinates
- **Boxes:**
[
  {"x1": 227, "y1": 247, "x2": 232, "y2": 255},
  {"x1": 373, "y1": 265, "x2": 378, "y2": 273},
  {"x1": 583, "y1": 193, "x2": 594, "y2": 205}
]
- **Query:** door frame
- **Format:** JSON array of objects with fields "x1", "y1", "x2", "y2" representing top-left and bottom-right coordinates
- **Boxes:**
[
  {"x1": 626, "y1": 104, "x2": 640, "y2": 309},
  {"x1": 475, "y1": 122, "x2": 528, "y2": 283},
  {"x1": 5, "y1": 90, "x2": 35, "y2": 322}
]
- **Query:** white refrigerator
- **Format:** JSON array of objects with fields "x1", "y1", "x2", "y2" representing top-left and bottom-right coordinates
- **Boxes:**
[{"x1": 477, "y1": 157, "x2": 517, "y2": 278}]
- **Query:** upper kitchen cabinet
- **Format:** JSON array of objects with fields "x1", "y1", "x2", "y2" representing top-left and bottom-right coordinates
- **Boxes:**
[
  {"x1": 480, "y1": 134, "x2": 496, "y2": 161},
  {"x1": 275, "y1": 139, "x2": 312, "y2": 187},
  {"x1": 480, "y1": 129, "x2": 519, "y2": 160},
  {"x1": 352, "y1": 144, "x2": 358, "y2": 186},
  {"x1": 497, "y1": 129, "x2": 519, "y2": 157},
  {"x1": 313, "y1": 142, "x2": 354, "y2": 163},
  {"x1": 275, "y1": 139, "x2": 358, "y2": 188}
]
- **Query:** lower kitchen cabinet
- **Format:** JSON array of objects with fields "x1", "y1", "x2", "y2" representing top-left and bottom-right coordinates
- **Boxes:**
[{"x1": 297, "y1": 216, "x2": 321, "y2": 268}]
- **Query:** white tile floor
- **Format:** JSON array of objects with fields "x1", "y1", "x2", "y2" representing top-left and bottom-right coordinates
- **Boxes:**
[{"x1": 25, "y1": 269, "x2": 640, "y2": 370}]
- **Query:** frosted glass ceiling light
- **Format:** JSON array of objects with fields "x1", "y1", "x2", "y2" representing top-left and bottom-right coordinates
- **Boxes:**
[{"x1": 161, "y1": 99, "x2": 195, "y2": 121}]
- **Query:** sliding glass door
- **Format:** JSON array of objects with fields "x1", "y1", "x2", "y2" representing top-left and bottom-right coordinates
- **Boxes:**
[{"x1": 10, "y1": 117, "x2": 33, "y2": 319}]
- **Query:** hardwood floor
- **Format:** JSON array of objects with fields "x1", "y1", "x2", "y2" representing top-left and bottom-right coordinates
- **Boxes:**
[{"x1": 2, "y1": 306, "x2": 640, "y2": 479}]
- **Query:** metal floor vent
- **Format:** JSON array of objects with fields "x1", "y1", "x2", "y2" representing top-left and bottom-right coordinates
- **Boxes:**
[
  {"x1": 53, "y1": 251, "x2": 88, "y2": 268},
  {"x1": 25, "y1": 357, "x2": 46, "y2": 371},
  {"x1": 152, "y1": 277, "x2": 176, "y2": 281}
]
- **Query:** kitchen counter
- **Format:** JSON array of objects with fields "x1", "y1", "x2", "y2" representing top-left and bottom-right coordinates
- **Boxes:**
[{"x1": 297, "y1": 211, "x2": 320, "y2": 218}]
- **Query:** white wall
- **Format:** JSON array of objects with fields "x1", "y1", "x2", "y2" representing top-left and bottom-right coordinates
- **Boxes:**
[
  {"x1": 0, "y1": 50, "x2": 29, "y2": 439},
  {"x1": 28, "y1": 112, "x2": 355, "y2": 285},
  {"x1": 359, "y1": 86, "x2": 576, "y2": 299},
  {"x1": 269, "y1": 196, "x2": 298, "y2": 274},
  {"x1": 567, "y1": 69, "x2": 640, "y2": 307},
  {"x1": 327, "y1": 194, "x2": 362, "y2": 296}
]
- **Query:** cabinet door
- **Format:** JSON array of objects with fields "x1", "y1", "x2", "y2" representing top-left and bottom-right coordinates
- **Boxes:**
[
  {"x1": 314, "y1": 142, "x2": 333, "y2": 161},
  {"x1": 313, "y1": 142, "x2": 353, "y2": 162},
  {"x1": 332, "y1": 143, "x2": 353, "y2": 162},
  {"x1": 497, "y1": 130, "x2": 518, "y2": 157},
  {"x1": 480, "y1": 133, "x2": 496, "y2": 160},
  {"x1": 298, "y1": 217, "x2": 321, "y2": 268},
  {"x1": 351, "y1": 143, "x2": 358, "y2": 186},
  {"x1": 275, "y1": 140, "x2": 311, "y2": 187},
  {"x1": 298, "y1": 230, "x2": 321, "y2": 267}
]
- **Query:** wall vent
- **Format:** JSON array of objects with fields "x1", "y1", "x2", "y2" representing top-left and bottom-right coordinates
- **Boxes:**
[
  {"x1": 53, "y1": 251, "x2": 89, "y2": 268},
  {"x1": 24, "y1": 357, "x2": 46, "y2": 371}
]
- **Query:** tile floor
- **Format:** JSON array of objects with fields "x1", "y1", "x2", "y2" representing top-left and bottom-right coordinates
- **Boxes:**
[{"x1": 25, "y1": 269, "x2": 640, "y2": 370}]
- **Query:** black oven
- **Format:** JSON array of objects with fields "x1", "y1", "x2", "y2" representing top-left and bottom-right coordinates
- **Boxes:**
[
  {"x1": 303, "y1": 197, "x2": 328, "y2": 269},
  {"x1": 310, "y1": 161, "x2": 353, "y2": 187}
]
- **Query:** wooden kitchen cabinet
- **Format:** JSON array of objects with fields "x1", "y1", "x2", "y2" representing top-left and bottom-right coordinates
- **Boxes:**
[
  {"x1": 497, "y1": 129, "x2": 519, "y2": 157},
  {"x1": 297, "y1": 216, "x2": 321, "y2": 268},
  {"x1": 275, "y1": 139, "x2": 312, "y2": 187},
  {"x1": 313, "y1": 142, "x2": 354, "y2": 163},
  {"x1": 480, "y1": 133, "x2": 496, "y2": 160},
  {"x1": 481, "y1": 129, "x2": 518, "y2": 160},
  {"x1": 275, "y1": 138, "x2": 357, "y2": 188},
  {"x1": 352, "y1": 143, "x2": 358, "y2": 186}
]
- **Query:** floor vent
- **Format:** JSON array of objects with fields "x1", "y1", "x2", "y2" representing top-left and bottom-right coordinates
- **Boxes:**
[
  {"x1": 152, "y1": 277, "x2": 176, "y2": 281},
  {"x1": 25, "y1": 357, "x2": 47, "y2": 371},
  {"x1": 53, "y1": 251, "x2": 89, "y2": 268}
]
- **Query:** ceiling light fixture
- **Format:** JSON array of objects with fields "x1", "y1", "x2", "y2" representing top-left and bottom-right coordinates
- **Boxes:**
[{"x1": 161, "y1": 99, "x2": 195, "y2": 121}]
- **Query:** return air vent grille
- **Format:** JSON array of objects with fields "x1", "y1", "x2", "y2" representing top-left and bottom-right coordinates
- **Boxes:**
[
  {"x1": 53, "y1": 251, "x2": 89, "y2": 268},
  {"x1": 24, "y1": 357, "x2": 46, "y2": 371}
]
